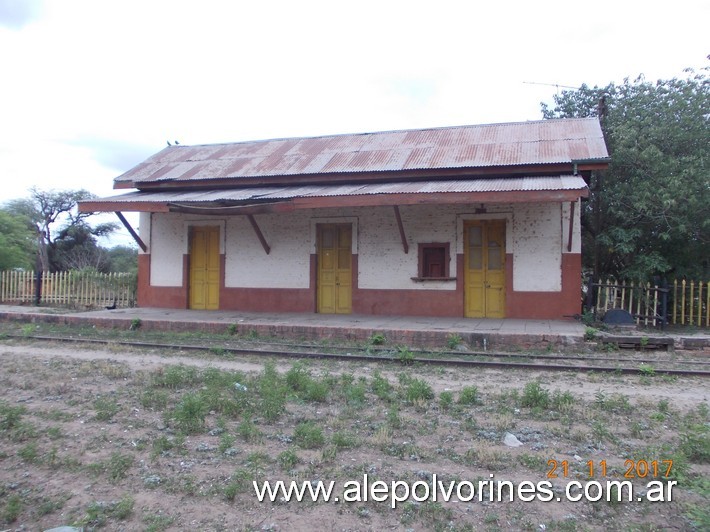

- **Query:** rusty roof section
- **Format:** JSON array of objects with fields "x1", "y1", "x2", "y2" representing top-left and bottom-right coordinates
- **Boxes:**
[
  {"x1": 115, "y1": 118, "x2": 608, "y2": 188},
  {"x1": 81, "y1": 175, "x2": 588, "y2": 213}
]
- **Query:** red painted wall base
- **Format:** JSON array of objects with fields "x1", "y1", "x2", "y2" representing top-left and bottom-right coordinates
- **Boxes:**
[{"x1": 137, "y1": 252, "x2": 583, "y2": 319}]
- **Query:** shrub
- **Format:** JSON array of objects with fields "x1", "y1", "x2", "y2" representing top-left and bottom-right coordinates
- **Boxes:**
[
  {"x1": 369, "y1": 332, "x2": 386, "y2": 346},
  {"x1": 458, "y1": 386, "x2": 480, "y2": 406},
  {"x1": 404, "y1": 378, "x2": 434, "y2": 403},
  {"x1": 171, "y1": 393, "x2": 207, "y2": 434},
  {"x1": 439, "y1": 391, "x2": 453, "y2": 410},
  {"x1": 521, "y1": 381, "x2": 550, "y2": 409},
  {"x1": 294, "y1": 421, "x2": 325, "y2": 449}
]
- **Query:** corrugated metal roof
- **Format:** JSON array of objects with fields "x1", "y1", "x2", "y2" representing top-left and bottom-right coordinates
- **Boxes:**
[
  {"x1": 94, "y1": 175, "x2": 587, "y2": 205},
  {"x1": 115, "y1": 119, "x2": 608, "y2": 186}
]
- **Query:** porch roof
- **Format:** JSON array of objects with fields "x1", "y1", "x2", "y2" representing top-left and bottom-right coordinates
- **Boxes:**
[{"x1": 79, "y1": 175, "x2": 588, "y2": 214}]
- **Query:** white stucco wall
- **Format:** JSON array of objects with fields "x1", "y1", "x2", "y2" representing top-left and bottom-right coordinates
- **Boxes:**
[
  {"x1": 225, "y1": 213, "x2": 311, "y2": 289},
  {"x1": 149, "y1": 213, "x2": 186, "y2": 286},
  {"x1": 512, "y1": 203, "x2": 562, "y2": 292},
  {"x1": 357, "y1": 205, "x2": 458, "y2": 290},
  {"x1": 148, "y1": 201, "x2": 574, "y2": 293}
]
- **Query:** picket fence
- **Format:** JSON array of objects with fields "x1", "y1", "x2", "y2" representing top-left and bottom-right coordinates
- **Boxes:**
[
  {"x1": 589, "y1": 278, "x2": 708, "y2": 328},
  {"x1": 0, "y1": 270, "x2": 136, "y2": 309}
]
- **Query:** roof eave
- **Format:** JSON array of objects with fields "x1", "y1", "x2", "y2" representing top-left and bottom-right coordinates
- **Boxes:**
[{"x1": 114, "y1": 162, "x2": 587, "y2": 192}]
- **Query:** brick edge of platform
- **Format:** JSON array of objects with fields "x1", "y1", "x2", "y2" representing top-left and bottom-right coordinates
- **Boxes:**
[{"x1": 0, "y1": 311, "x2": 584, "y2": 350}]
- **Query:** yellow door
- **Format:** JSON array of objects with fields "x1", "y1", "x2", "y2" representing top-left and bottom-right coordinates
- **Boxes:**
[
  {"x1": 317, "y1": 224, "x2": 352, "y2": 314},
  {"x1": 189, "y1": 226, "x2": 220, "y2": 310},
  {"x1": 465, "y1": 220, "x2": 506, "y2": 318}
]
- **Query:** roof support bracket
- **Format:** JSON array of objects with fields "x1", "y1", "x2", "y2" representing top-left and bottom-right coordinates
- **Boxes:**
[
  {"x1": 114, "y1": 212, "x2": 147, "y2": 252},
  {"x1": 393, "y1": 205, "x2": 409, "y2": 254},
  {"x1": 247, "y1": 214, "x2": 271, "y2": 255},
  {"x1": 567, "y1": 200, "x2": 576, "y2": 252}
]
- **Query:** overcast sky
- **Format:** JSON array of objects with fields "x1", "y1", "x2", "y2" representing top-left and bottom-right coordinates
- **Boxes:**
[{"x1": 0, "y1": 0, "x2": 707, "y2": 246}]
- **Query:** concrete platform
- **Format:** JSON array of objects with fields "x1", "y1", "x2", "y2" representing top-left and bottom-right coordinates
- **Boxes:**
[{"x1": 0, "y1": 305, "x2": 585, "y2": 350}]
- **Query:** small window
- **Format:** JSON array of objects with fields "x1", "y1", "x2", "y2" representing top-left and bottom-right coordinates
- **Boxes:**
[{"x1": 418, "y1": 243, "x2": 450, "y2": 279}]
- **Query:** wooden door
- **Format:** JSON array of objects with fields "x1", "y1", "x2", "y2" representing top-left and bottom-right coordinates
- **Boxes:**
[
  {"x1": 189, "y1": 226, "x2": 220, "y2": 310},
  {"x1": 317, "y1": 224, "x2": 352, "y2": 314},
  {"x1": 464, "y1": 220, "x2": 506, "y2": 318}
]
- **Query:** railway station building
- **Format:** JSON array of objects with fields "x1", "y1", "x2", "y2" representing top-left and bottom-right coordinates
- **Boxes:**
[{"x1": 79, "y1": 118, "x2": 609, "y2": 319}]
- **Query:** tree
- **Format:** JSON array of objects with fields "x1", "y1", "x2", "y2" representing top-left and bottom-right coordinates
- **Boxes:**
[
  {"x1": 541, "y1": 66, "x2": 710, "y2": 280},
  {"x1": 5, "y1": 187, "x2": 117, "y2": 272},
  {"x1": 104, "y1": 245, "x2": 138, "y2": 273},
  {"x1": 0, "y1": 210, "x2": 35, "y2": 270}
]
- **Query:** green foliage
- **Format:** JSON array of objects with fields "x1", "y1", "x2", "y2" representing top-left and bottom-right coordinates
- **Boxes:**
[
  {"x1": 3, "y1": 494, "x2": 22, "y2": 523},
  {"x1": 104, "y1": 245, "x2": 138, "y2": 273},
  {"x1": 237, "y1": 417, "x2": 261, "y2": 442},
  {"x1": 170, "y1": 393, "x2": 207, "y2": 434},
  {"x1": 106, "y1": 452, "x2": 133, "y2": 480},
  {"x1": 258, "y1": 362, "x2": 287, "y2": 422},
  {"x1": 93, "y1": 396, "x2": 120, "y2": 421},
  {"x1": 277, "y1": 449, "x2": 299, "y2": 471},
  {"x1": 458, "y1": 385, "x2": 481, "y2": 406},
  {"x1": 368, "y1": 332, "x2": 386, "y2": 345},
  {"x1": 151, "y1": 364, "x2": 199, "y2": 389},
  {"x1": 584, "y1": 327, "x2": 598, "y2": 341},
  {"x1": 446, "y1": 334, "x2": 463, "y2": 349},
  {"x1": 403, "y1": 376, "x2": 434, "y2": 403},
  {"x1": 293, "y1": 421, "x2": 325, "y2": 449},
  {"x1": 332, "y1": 430, "x2": 359, "y2": 449},
  {"x1": 18, "y1": 442, "x2": 39, "y2": 463},
  {"x1": 680, "y1": 424, "x2": 710, "y2": 463},
  {"x1": 371, "y1": 371, "x2": 394, "y2": 401},
  {"x1": 4, "y1": 187, "x2": 117, "y2": 272},
  {"x1": 439, "y1": 391, "x2": 454, "y2": 410},
  {"x1": 520, "y1": 381, "x2": 550, "y2": 409},
  {"x1": 542, "y1": 67, "x2": 710, "y2": 279},
  {"x1": 0, "y1": 209, "x2": 34, "y2": 270},
  {"x1": 80, "y1": 496, "x2": 134, "y2": 527},
  {"x1": 397, "y1": 346, "x2": 415, "y2": 365},
  {"x1": 0, "y1": 401, "x2": 26, "y2": 430}
]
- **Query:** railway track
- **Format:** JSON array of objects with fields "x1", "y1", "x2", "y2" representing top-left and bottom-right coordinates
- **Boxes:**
[{"x1": 4, "y1": 333, "x2": 710, "y2": 377}]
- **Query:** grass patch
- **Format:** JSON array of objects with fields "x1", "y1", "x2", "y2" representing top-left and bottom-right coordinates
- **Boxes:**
[
  {"x1": 458, "y1": 385, "x2": 481, "y2": 406},
  {"x1": 170, "y1": 392, "x2": 207, "y2": 434},
  {"x1": 294, "y1": 421, "x2": 326, "y2": 449}
]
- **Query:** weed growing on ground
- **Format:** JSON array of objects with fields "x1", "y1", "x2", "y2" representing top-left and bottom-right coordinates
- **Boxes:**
[
  {"x1": 458, "y1": 385, "x2": 481, "y2": 406},
  {"x1": 397, "y1": 346, "x2": 415, "y2": 365},
  {"x1": 521, "y1": 381, "x2": 550, "y2": 409},
  {"x1": 93, "y1": 396, "x2": 120, "y2": 421},
  {"x1": 368, "y1": 332, "x2": 386, "y2": 345},
  {"x1": 294, "y1": 421, "x2": 325, "y2": 449},
  {"x1": 277, "y1": 449, "x2": 299, "y2": 471},
  {"x1": 107, "y1": 452, "x2": 133, "y2": 481},
  {"x1": 170, "y1": 392, "x2": 207, "y2": 434},
  {"x1": 439, "y1": 391, "x2": 453, "y2": 411},
  {"x1": 401, "y1": 375, "x2": 434, "y2": 403},
  {"x1": 446, "y1": 334, "x2": 463, "y2": 349},
  {"x1": 3, "y1": 494, "x2": 22, "y2": 523}
]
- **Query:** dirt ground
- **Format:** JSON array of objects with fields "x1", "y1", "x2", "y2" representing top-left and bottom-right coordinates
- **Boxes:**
[{"x1": 0, "y1": 338, "x2": 708, "y2": 531}]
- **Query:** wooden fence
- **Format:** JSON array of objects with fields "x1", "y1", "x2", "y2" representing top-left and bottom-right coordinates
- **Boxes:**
[
  {"x1": 588, "y1": 278, "x2": 708, "y2": 328},
  {"x1": 0, "y1": 270, "x2": 136, "y2": 309}
]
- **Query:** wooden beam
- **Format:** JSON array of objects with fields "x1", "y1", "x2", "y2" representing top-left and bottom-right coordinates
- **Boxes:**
[
  {"x1": 393, "y1": 205, "x2": 409, "y2": 254},
  {"x1": 247, "y1": 214, "x2": 271, "y2": 255},
  {"x1": 567, "y1": 200, "x2": 576, "y2": 252},
  {"x1": 114, "y1": 212, "x2": 147, "y2": 252}
]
